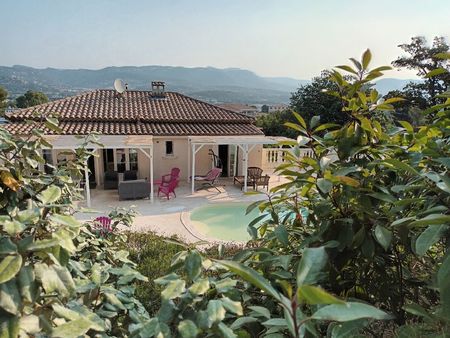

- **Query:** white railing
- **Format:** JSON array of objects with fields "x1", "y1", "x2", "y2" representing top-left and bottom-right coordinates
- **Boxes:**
[{"x1": 261, "y1": 148, "x2": 314, "y2": 172}]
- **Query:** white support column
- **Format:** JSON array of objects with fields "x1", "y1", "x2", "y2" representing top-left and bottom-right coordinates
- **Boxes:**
[
  {"x1": 233, "y1": 145, "x2": 237, "y2": 177},
  {"x1": 187, "y1": 140, "x2": 191, "y2": 183},
  {"x1": 94, "y1": 149, "x2": 101, "y2": 187},
  {"x1": 191, "y1": 143, "x2": 196, "y2": 194},
  {"x1": 243, "y1": 144, "x2": 249, "y2": 192},
  {"x1": 84, "y1": 160, "x2": 91, "y2": 208},
  {"x1": 150, "y1": 145, "x2": 154, "y2": 203},
  {"x1": 137, "y1": 146, "x2": 154, "y2": 203},
  {"x1": 190, "y1": 144, "x2": 205, "y2": 194}
]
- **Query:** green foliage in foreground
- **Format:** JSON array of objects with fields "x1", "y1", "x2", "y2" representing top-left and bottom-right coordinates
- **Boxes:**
[
  {"x1": 0, "y1": 48, "x2": 448, "y2": 338},
  {"x1": 0, "y1": 123, "x2": 151, "y2": 337}
]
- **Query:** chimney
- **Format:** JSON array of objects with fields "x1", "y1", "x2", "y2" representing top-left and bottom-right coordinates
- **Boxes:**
[{"x1": 151, "y1": 81, "x2": 165, "y2": 98}]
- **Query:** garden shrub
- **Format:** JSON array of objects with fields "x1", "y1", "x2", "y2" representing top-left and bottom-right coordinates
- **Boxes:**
[{"x1": 0, "y1": 123, "x2": 151, "y2": 337}]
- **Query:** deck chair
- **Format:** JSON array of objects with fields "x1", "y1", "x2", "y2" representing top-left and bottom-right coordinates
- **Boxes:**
[
  {"x1": 155, "y1": 167, "x2": 180, "y2": 186},
  {"x1": 194, "y1": 167, "x2": 222, "y2": 192},
  {"x1": 93, "y1": 216, "x2": 112, "y2": 236},
  {"x1": 254, "y1": 175, "x2": 270, "y2": 191},
  {"x1": 158, "y1": 178, "x2": 178, "y2": 200}
]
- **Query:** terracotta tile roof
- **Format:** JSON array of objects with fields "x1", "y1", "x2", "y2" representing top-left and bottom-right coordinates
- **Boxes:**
[
  {"x1": 4, "y1": 121, "x2": 262, "y2": 136},
  {"x1": 5, "y1": 89, "x2": 263, "y2": 136}
]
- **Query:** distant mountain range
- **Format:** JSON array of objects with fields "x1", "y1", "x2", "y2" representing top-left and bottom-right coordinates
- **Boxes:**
[{"x1": 0, "y1": 65, "x2": 417, "y2": 105}]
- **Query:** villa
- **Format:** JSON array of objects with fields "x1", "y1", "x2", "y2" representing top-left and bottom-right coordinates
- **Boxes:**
[{"x1": 4, "y1": 81, "x2": 287, "y2": 207}]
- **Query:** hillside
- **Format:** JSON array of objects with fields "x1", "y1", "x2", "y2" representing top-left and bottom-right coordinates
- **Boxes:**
[
  {"x1": 0, "y1": 65, "x2": 309, "y2": 104},
  {"x1": 0, "y1": 65, "x2": 416, "y2": 104}
]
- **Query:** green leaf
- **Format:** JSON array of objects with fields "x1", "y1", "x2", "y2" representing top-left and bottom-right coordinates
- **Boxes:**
[
  {"x1": 185, "y1": 251, "x2": 202, "y2": 281},
  {"x1": 189, "y1": 278, "x2": 209, "y2": 295},
  {"x1": 0, "y1": 315, "x2": 19, "y2": 338},
  {"x1": 221, "y1": 297, "x2": 243, "y2": 315},
  {"x1": 415, "y1": 225, "x2": 448, "y2": 256},
  {"x1": 0, "y1": 255, "x2": 22, "y2": 284},
  {"x1": 297, "y1": 135, "x2": 310, "y2": 146},
  {"x1": 310, "y1": 116, "x2": 320, "y2": 129},
  {"x1": 51, "y1": 318, "x2": 93, "y2": 338},
  {"x1": 161, "y1": 279, "x2": 185, "y2": 300},
  {"x1": 298, "y1": 285, "x2": 345, "y2": 305},
  {"x1": 317, "y1": 178, "x2": 333, "y2": 194},
  {"x1": 292, "y1": 111, "x2": 307, "y2": 129},
  {"x1": 35, "y1": 263, "x2": 75, "y2": 298},
  {"x1": 374, "y1": 225, "x2": 392, "y2": 251},
  {"x1": 297, "y1": 246, "x2": 327, "y2": 287},
  {"x1": 217, "y1": 260, "x2": 282, "y2": 302},
  {"x1": 311, "y1": 302, "x2": 392, "y2": 321},
  {"x1": 3, "y1": 220, "x2": 26, "y2": 236},
  {"x1": 425, "y1": 68, "x2": 447, "y2": 78},
  {"x1": 437, "y1": 254, "x2": 450, "y2": 317},
  {"x1": 218, "y1": 322, "x2": 237, "y2": 338},
  {"x1": 49, "y1": 214, "x2": 81, "y2": 228},
  {"x1": 0, "y1": 280, "x2": 21, "y2": 315},
  {"x1": 207, "y1": 300, "x2": 226, "y2": 324},
  {"x1": 362, "y1": 49, "x2": 371, "y2": 69},
  {"x1": 335, "y1": 65, "x2": 358, "y2": 75},
  {"x1": 409, "y1": 214, "x2": 450, "y2": 227},
  {"x1": 230, "y1": 316, "x2": 258, "y2": 330},
  {"x1": 248, "y1": 305, "x2": 271, "y2": 319},
  {"x1": 37, "y1": 185, "x2": 61, "y2": 204},
  {"x1": 178, "y1": 320, "x2": 199, "y2": 338},
  {"x1": 313, "y1": 123, "x2": 341, "y2": 133},
  {"x1": 274, "y1": 224, "x2": 289, "y2": 246},
  {"x1": 19, "y1": 315, "x2": 41, "y2": 334},
  {"x1": 0, "y1": 238, "x2": 18, "y2": 255},
  {"x1": 27, "y1": 238, "x2": 60, "y2": 251},
  {"x1": 381, "y1": 159, "x2": 419, "y2": 175},
  {"x1": 398, "y1": 121, "x2": 414, "y2": 133},
  {"x1": 18, "y1": 265, "x2": 37, "y2": 303},
  {"x1": 331, "y1": 319, "x2": 368, "y2": 338}
]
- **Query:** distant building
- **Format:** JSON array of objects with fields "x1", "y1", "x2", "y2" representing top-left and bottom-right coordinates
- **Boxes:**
[
  {"x1": 216, "y1": 103, "x2": 259, "y2": 117},
  {"x1": 261, "y1": 104, "x2": 289, "y2": 113}
]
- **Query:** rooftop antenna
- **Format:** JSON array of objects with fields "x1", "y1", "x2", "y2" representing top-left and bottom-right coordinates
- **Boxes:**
[{"x1": 114, "y1": 79, "x2": 126, "y2": 94}]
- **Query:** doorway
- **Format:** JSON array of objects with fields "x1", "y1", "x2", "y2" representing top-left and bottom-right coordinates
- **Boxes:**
[
  {"x1": 87, "y1": 151, "x2": 97, "y2": 189},
  {"x1": 218, "y1": 145, "x2": 229, "y2": 177}
]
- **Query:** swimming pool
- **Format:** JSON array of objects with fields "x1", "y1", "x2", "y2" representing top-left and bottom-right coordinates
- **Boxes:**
[{"x1": 189, "y1": 202, "x2": 263, "y2": 241}]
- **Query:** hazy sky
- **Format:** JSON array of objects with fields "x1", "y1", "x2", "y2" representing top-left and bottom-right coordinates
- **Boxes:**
[{"x1": 1, "y1": 0, "x2": 449, "y2": 79}]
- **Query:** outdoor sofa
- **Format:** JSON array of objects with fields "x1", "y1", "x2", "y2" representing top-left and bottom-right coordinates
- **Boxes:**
[{"x1": 118, "y1": 179, "x2": 151, "y2": 200}]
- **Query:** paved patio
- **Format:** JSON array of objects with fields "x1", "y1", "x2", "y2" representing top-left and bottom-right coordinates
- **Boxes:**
[{"x1": 76, "y1": 176, "x2": 286, "y2": 242}]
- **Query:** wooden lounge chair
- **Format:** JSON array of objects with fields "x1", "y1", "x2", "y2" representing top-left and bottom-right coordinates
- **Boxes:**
[
  {"x1": 233, "y1": 176, "x2": 254, "y2": 190},
  {"x1": 254, "y1": 175, "x2": 270, "y2": 191},
  {"x1": 194, "y1": 167, "x2": 222, "y2": 192}
]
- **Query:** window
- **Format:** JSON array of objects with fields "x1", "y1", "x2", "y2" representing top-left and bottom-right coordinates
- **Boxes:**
[
  {"x1": 129, "y1": 149, "x2": 138, "y2": 171},
  {"x1": 116, "y1": 149, "x2": 126, "y2": 173},
  {"x1": 103, "y1": 149, "x2": 114, "y2": 172},
  {"x1": 165, "y1": 141, "x2": 174, "y2": 156}
]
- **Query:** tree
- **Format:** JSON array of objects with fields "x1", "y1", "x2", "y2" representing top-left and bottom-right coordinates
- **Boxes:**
[
  {"x1": 256, "y1": 109, "x2": 298, "y2": 138},
  {"x1": 15, "y1": 90, "x2": 49, "y2": 108},
  {"x1": 290, "y1": 71, "x2": 348, "y2": 125},
  {"x1": 0, "y1": 86, "x2": 8, "y2": 112},
  {"x1": 392, "y1": 36, "x2": 449, "y2": 105}
]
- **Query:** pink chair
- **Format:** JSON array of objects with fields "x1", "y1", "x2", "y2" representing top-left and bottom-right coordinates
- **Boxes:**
[
  {"x1": 93, "y1": 216, "x2": 112, "y2": 236},
  {"x1": 155, "y1": 168, "x2": 181, "y2": 186},
  {"x1": 194, "y1": 167, "x2": 222, "y2": 192},
  {"x1": 158, "y1": 179, "x2": 179, "y2": 200}
]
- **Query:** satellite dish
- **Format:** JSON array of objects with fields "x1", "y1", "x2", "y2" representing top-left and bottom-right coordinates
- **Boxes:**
[{"x1": 114, "y1": 79, "x2": 126, "y2": 93}]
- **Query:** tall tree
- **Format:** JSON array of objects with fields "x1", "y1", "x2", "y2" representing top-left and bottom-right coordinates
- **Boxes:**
[
  {"x1": 15, "y1": 90, "x2": 49, "y2": 108},
  {"x1": 392, "y1": 36, "x2": 449, "y2": 105},
  {"x1": 290, "y1": 71, "x2": 348, "y2": 125},
  {"x1": 0, "y1": 86, "x2": 8, "y2": 112}
]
